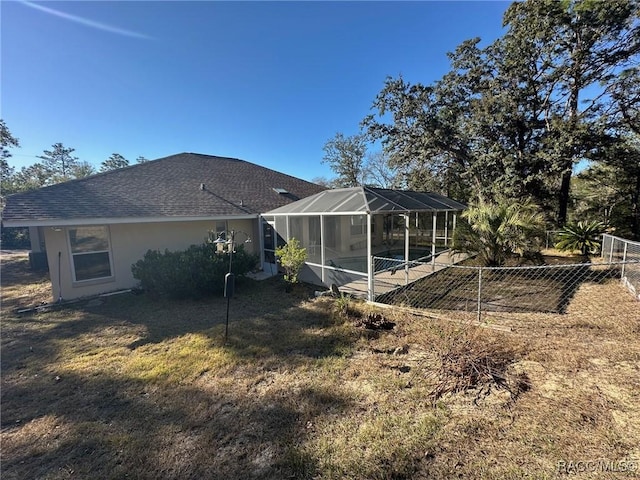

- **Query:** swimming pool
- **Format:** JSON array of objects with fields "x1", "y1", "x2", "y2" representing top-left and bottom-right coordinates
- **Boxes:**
[{"x1": 328, "y1": 248, "x2": 441, "y2": 273}]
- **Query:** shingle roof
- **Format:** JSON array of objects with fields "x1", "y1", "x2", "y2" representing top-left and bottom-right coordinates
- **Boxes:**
[
  {"x1": 2, "y1": 153, "x2": 325, "y2": 226},
  {"x1": 265, "y1": 186, "x2": 466, "y2": 215}
]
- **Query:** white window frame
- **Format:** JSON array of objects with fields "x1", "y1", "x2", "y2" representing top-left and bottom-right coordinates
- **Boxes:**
[
  {"x1": 350, "y1": 214, "x2": 367, "y2": 236},
  {"x1": 67, "y1": 225, "x2": 114, "y2": 283}
]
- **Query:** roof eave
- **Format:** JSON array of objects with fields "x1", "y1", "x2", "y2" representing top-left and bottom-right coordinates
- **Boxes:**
[{"x1": 2, "y1": 214, "x2": 259, "y2": 228}]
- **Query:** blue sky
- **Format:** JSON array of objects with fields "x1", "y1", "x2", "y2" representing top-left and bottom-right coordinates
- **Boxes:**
[{"x1": 2, "y1": 1, "x2": 510, "y2": 182}]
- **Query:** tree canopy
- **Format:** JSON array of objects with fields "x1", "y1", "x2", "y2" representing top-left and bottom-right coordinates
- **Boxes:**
[
  {"x1": 1, "y1": 120, "x2": 20, "y2": 191},
  {"x1": 1, "y1": 121, "x2": 150, "y2": 197},
  {"x1": 37, "y1": 142, "x2": 79, "y2": 182},
  {"x1": 100, "y1": 153, "x2": 130, "y2": 172},
  {"x1": 321, "y1": 133, "x2": 400, "y2": 188},
  {"x1": 1, "y1": 120, "x2": 21, "y2": 203},
  {"x1": 361, "y1": 0, "x2": 640, "y2": 231},
  {"x1": 1, "y1": 119, "x2": 20, "y2": 161},
  {"x1": 321, "y1": 133, "x2": 368, "y2": 188}
]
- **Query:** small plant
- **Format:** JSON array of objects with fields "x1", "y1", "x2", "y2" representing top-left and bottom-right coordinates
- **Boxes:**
[
  {"x1": 555, "y1": 220, "x2": 605, "y2": 259},
  {"x1": 329, "y1": 291, "x2": 360, "y2": 321},
  {"x1": 275, "y1": 237, "x2": 307, "y2": 284},
  {"x1": 334, "y1": 292, "x2": 352, "y2": 316}
]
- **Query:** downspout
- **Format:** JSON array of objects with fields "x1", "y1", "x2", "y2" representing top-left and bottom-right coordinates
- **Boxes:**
[{"x1": 57, "y1": 251, "x2": 63, "y2": 303}]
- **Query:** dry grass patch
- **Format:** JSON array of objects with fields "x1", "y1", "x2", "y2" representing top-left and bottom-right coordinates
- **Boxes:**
[
  {"x1": 1, "y1": 251, "x2": 51, "y2": 310},
  {"x1": 421, "y1": 323, "x2": 529, "y2": 401},
  {"x1": 2, "y1": 252, "x2": 639, "y2": 479}
]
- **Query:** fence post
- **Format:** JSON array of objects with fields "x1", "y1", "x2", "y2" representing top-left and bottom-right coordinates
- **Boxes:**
[
  {"x1": 609, "y1": 234, "x2": 615, "y2": 263},
  {"x1": 404, "y1": 213, "x2": 410, "y2": 285},
  {"x1": 477, "y1": 267, "x2": 483, "y2": 322},
  {"x1": 621, "y1": 243, "x2": 628, "y2": 280},
  {"x1": 369, "y1": 256, "x2": 375, "y2": 302},
  {"x1": 431, "y1": 211, "x2": 437, "y2": 272}
]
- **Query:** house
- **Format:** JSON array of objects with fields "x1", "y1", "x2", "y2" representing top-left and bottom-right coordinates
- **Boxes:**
[
  {"x1": 263, "y1": 186, "x2": 466, "y2": 300},
  {"x1": 1, "y1": 153, "x2": 325, "y2": 302}
]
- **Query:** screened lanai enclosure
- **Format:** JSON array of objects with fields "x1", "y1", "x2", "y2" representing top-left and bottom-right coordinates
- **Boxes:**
[{"x1": 262, "y1": 187, "x2": 466, "y2": 300}]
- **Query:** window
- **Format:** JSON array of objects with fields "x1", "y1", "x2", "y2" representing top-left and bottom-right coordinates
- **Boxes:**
[
  {"x1": 214, "y1": 220, "x2": 228, "y2": 253},
  {"x1": 323, "y1": 216, "x2": 341, "y2": 250},
  {"x1": 275, "y1": 216, "x2": 287, "y2": 248},
  {"x1": 215, "y1": 220, "x2": 227, "y2": 236},
  {"x1": 289, "y1": 217, "x2": 304, "y2": 245},
  {"x1": 68, "y1": 226, "x2": 113, "y2": 282},
  {"x1": 350, "y1": 215, "x2": 367, "y2": 236},
  {"x1": 308, "y1": 216, "x2": 321, "y2": 263}
]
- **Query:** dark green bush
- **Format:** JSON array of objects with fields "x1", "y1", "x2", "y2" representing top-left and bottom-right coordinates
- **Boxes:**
[
  {"x1": 131, "y1": 243, "x2": 259, "y2": 299},
  {"x1": 1, "y1": 226, "x2": 30, "y2": 249}
]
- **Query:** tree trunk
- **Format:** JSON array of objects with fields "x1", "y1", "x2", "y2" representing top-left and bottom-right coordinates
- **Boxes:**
[
  {"x1": 632, "y1": 171, "x2": 640, "y2": 240},
  {"x1": 558, "y1": 169, "x2": 572, "y2": 227},
  {"x1": 557, "y1": 22, "x2": 582, "y2": 228}
]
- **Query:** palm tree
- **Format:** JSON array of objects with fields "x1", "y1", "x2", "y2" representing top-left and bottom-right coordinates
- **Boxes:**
[
  {"x1": 554, "y1": 221, "x2": 605, "y2": 260},
  {"x1": 452, "y1": 199, "x2": 546, "y2": 266}
]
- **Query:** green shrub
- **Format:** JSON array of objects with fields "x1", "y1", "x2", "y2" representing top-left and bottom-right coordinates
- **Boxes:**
[
  {"x1": 275, "y1": 237, "x2": 307, "y2": 284},
  {"x1": 555, "y1": 220, "x2": 605, "y2": 259},
  {"x1": 452, "y1": 198, "x2": 545, "y2": 267},
  {"x1": 1, "y1": 226, "x2": 30, "y2": 249},
  {"x1": 131, "y1": 243, "x2": 258, "y2": 299}
]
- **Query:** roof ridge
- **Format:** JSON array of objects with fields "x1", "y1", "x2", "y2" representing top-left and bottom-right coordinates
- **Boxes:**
[
  {"x1": 3, "y1": 152, "x2": 327, "y2": 224},
  {"x1": 187, "y1": 152, "x2": 323, "y2": 188},
  {"x1": 4, "y1": 152, "x2": 322, "y2": 200},
  {"x1": 364, "y1": 186, "x2": 408, "y2": 212},
  {"x1": 4, "y1": 152, "x2": 179, "y2": 198}
]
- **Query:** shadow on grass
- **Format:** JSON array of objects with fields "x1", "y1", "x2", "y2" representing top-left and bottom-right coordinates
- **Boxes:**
[
  {"x1": 4, "y1": 276, "x2": 341, "y2": 353},
  {"x1": 0, "y1": 254, "x2": 49, "y2": 287},
  {"x1": 1, "y1": 370, "x2": 349, "y2": 479},
  {"x1": 376, "y1": 262, "x2": 622, "y2": 315},
  {"x1": 1, "y1": 277, "x2": 358, "y2": 479}
]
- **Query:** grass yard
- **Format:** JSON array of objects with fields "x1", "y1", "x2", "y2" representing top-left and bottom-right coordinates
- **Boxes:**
[{"x1": 1, "y1": 251, "x2": 640, "y2": 479}]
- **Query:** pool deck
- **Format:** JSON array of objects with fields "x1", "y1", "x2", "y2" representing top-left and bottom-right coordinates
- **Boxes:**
[{"x1": 339, "y1": 250, "x2": 470, "y2": 299}]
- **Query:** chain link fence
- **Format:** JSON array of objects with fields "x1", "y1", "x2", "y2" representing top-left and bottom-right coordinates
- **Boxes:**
[
  {"x1": 372, "y1": 252, "x2": 640, "y2": 322},
  {"x1": 602, "y1": 233, "x2": 640, "y2": 299}
]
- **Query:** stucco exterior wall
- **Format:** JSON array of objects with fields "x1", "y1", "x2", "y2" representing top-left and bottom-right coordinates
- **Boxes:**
[{"x1": 44, "y1": 219, "x2": 259, "y2": 302}]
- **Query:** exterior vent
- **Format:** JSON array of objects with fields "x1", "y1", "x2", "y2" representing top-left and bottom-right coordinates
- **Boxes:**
[{"x1": 273, "y1": 188, "x2": 289, "y2": 194}]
